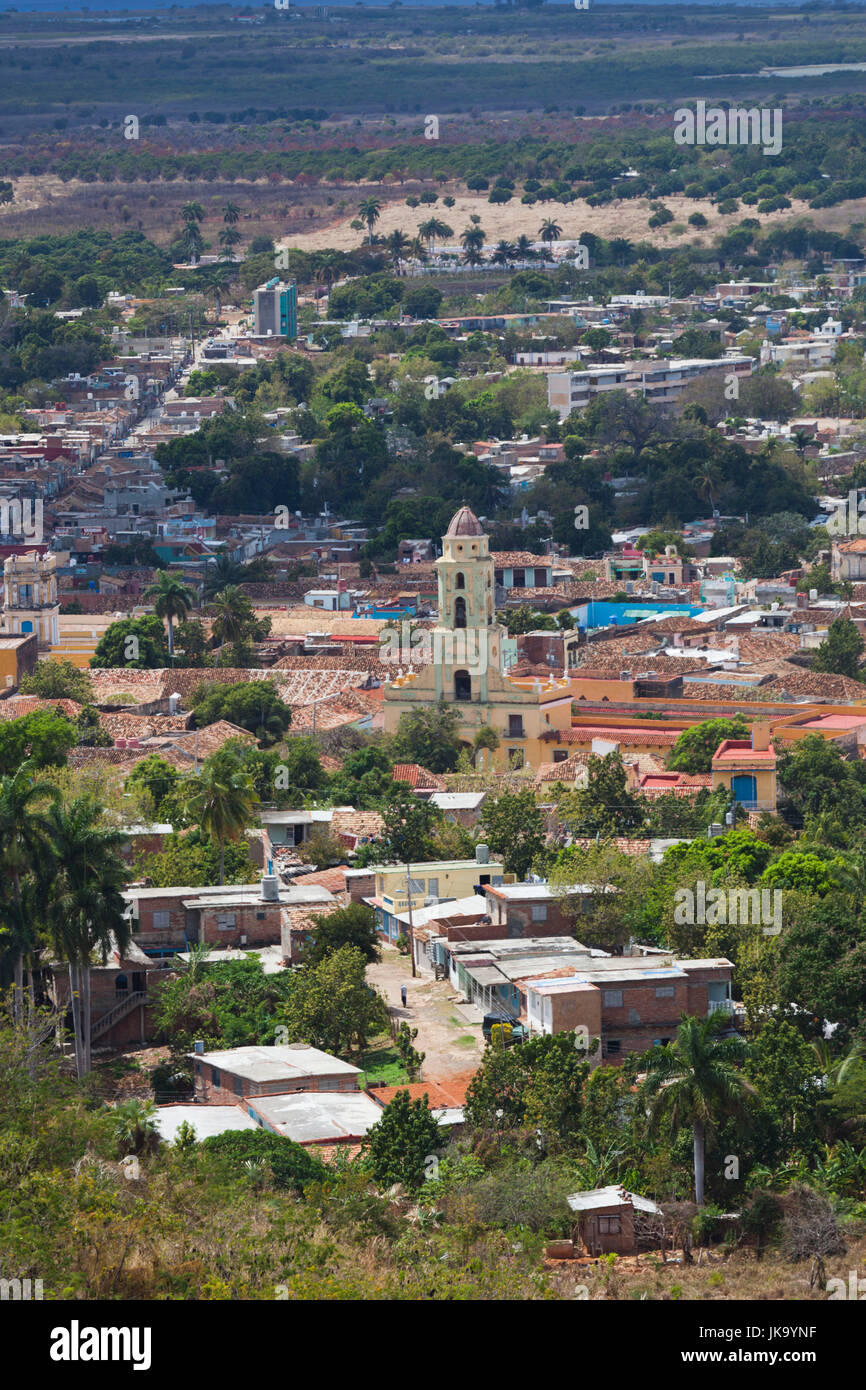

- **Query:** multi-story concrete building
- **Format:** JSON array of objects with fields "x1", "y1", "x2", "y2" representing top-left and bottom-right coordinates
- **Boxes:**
[
  {"x1": 252, "y1": 278, "x2": 298, "y2": 339},
  {"x1": 547, "y1": 355, "x2": 754, "y2": 420}
]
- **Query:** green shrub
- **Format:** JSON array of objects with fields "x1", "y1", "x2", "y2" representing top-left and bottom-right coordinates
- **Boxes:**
[{"x1": 202, "y1": 1129, "x2": 326, "y2": 1190}]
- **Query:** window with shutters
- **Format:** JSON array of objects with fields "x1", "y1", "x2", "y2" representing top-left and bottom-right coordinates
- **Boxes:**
[
  {"x1": 531, "y1": 904, "x2": 548, "y2": 922},
  {"x1": 655, "y1": 985, "x2": 675, "y2": 998},
  {"x1": 152, "y1": 910, "x2": 170, "y2": 931},
  {"x1": 603, "y1": 989, "x2": 623, "y2": 1007},
  {"x1": 598, "y1": 1216, "x2": 622, "y2": 1235},
  {"x1": 217, "y1": 912, "x2": 236, "y2": 931}
]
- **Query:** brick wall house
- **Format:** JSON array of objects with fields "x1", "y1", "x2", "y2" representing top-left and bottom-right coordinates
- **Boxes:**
[{"x1": 189, "y1": 1045, "x2": 362, "y2": 1106}]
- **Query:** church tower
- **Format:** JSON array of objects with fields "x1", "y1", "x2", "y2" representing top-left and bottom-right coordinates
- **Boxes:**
[
  {"x1": 3, "y1": 550, "x2": 59, "y2": 649},
  {"x1": 431, "y1": 506, "x2": 503, "y2": 704}
]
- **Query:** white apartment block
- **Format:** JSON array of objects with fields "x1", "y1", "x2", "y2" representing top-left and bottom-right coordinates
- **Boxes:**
[{"x1": 548, "y1": 355, "x2": 755, "y2": 420}]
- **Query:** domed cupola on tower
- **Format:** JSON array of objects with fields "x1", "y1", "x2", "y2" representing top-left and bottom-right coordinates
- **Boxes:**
[{"x1": 438, "y1": 505, "x2": 495, "y2": 631}]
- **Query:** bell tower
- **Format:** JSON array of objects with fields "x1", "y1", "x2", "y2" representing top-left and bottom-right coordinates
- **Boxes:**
[{"x1": 432, "y1": 506, "x2": 502, "y2": 703}]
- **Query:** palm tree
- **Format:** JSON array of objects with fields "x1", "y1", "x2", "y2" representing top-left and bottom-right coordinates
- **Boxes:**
[
  {"x1": 218, "y1": 225, "x2": 242, "y2": 259},
  {"x1": 182, "y1": 201, "x2": 205, "y2": 226},
  {"x1": 539, "y1": 218, "x2": 562, "y2": 254},
  {"x1": 183, "y1": 756, "x2": 259, "y2": 886},
  {"x1": 222, "y1": 202, "x2": 241, "y2": 226},
  {"x1": 112, "y1": 1098, "x2": 160, "y2": 1157},
  {"x1": 358, "y1": 196, "x2": 382, "y2": 244},
  {"x1": 514, "y1": 234, "x2": 536, "y2": 264},
  {"x1": 178, "y1": 940, "x2": 211, "y2": 983},
  {"x1": 209, "y1": 584, "x2": 252, "y2": 649},
  {"x1": 460, "y1": 225, "x2": 486, "y2": 266},
  {"x1": 202, "y1": 553, "x2": 247, "y2": 599},
  {"x1": 46, "y1": 798, "x2": 132, "y2": 1078},
  {"x1": 208, "y1": 266, "x2": 233, "y2": 322},
  {"x1": 182, "y1": 222, "x2": 204, "y2": 265},
  {"x1": 642, "y1": 1013, "x2": 754, "y2": 1206},
  {"x1": 692, "y1": 459, "x2": 722, "y2": 515},
  {"x1": 0, "y1": 764, "x2": 59, "y2": 1018},
  {"x1": 408, "y1": 236, "x2": 427, "y2": 264},
  {"x1": 314, "y1": 254, "x2": 341, "y2": 316},
  {"x1": 144, "y1": 571, "x2": 194, "y2": 663},
  {"x1": 385, "y1": 228, "x2": 411, "y2": 274},
  {"x1": 491, "y1": 239, "x2": 516, "y2": 267},
  {"x1": 419, "y1": 217, "x2": 452, "y2": 254}
]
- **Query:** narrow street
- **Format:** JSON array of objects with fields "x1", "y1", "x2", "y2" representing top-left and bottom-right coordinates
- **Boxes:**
[{"x1": 367, "y1": 948, "x2": 484, "y2": 1081}]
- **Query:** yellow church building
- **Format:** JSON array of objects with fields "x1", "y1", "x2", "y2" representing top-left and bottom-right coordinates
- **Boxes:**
[{"x1": 384, "y1": 507, "x2": 574, "y2": 771}]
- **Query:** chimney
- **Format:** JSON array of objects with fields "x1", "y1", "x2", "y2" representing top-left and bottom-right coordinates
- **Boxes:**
[{"x1": 751, "y1": 721, "x2": 770, "y2": 752}]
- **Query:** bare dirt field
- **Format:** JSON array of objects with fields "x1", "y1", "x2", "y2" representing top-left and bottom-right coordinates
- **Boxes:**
[
  {"x1": 2, "y1": 173, "x2": 860, "y2": 259},
  {"x1": 279, "y1": 190, "x2": 822, "y2": 255}
]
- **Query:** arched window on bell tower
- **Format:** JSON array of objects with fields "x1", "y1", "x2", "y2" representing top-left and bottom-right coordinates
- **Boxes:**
[
  {"x1": 454, "y1": 670, "x2": 472, "y2": 702},
  {"x1": 455, "y1": 572, "x2": 465, "y2": 589},
  {"x1": 454, "y1": 595, "x2": 467, "y2": 628}
]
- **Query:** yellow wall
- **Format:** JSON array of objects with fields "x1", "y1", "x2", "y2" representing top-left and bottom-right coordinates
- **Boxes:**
[
  {"x1": 51, "y1": 615, "x2": 115, "y2": 669},
  {"x1": 374, "y1": 860, "x2": 505, "y2": 913}
]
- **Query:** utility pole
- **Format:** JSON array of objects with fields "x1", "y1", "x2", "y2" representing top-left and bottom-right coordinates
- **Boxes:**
[{"x1": 405, "y1": 862, "x2": 417, "y2": 978}]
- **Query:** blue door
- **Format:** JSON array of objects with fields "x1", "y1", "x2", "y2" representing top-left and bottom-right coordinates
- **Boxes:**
[{"x1": 731, "y1": 774, "x2": 757, "y2": 808}]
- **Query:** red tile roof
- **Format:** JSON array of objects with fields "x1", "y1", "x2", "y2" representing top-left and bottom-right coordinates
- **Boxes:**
[
  {"x1": 543, "y1": 726, "x2": 680, "y2": 747},
  {"x1": 392, "y1": 763, "x2": 446, "y2": 790}
]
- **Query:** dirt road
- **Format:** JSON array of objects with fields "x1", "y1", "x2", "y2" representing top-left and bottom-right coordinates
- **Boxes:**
[{"x1": 368, "y1": 949, "x2": 484, "y2": 1081}]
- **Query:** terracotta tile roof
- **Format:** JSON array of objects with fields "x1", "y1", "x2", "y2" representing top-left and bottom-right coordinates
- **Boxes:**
[
  {"x1": 569, "y1": 837, "x2": 652, "y2": 856},
  {"x1": 315, "y1": 1143, "x2": 364, "y2": 1163},
  {"x1": 543, "y1": 726, "x2": 680, "y2": 747},
  {"x1": 748, "y1": 661, "x2": 866, "y2": 701},
  {"x1": 392, "y1": 763, "x2": 446, "y2": 791},
  {"x1": 535, "y1": 752, "x2": 592, "y2": 784},
  {"x1": 491, "y1": 551, "x2": 553, "y2": 568},
  {"x1": 581, "y1": 632, "x2": 665, "y2": 656},
  {"x1": 369, "y1": 1073, "x2": 474, "y2": 1108},
  {"x1": 647, "y1": 616, "x2": 709, "y2": 634},
  {"x1": 639, "y1": 772, "x2": 713, "y2": 799},
  {"x1": 724, "y1": 630, "x2": 797, "y2": 655},
  {"x1": 576, "y1": 653, "x2": 722, "y2": 677},
  {"x1": 330, "y1": 809, "x2": 383, "y2": 845},
  {"x1": 678, "y1": 679, "x2": 776, "y2": 701},
  {"x1": 0, "y1": 696, "x2": 82, "y2": 721},
  {"x1": 273, "y1": 649, "x2": 389, "y2": 678},
  {"x1": 287, "y1": 865, "x2": 352, "y2": 896},
  {"x1": 168, "y1": 720, "x2": 257, "y2": 758},
  {"x1": 290, "y1": 689, "x2": 380, "y2": 733}
]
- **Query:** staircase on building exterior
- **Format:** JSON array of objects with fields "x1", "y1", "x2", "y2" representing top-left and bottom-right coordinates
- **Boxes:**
[{"x1": 91, "y1": 991, "x2": 148, "y2": 1041}]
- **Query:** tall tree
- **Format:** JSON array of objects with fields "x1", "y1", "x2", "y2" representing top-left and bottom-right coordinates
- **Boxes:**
[
  {"x1": 46, "y1": 797, "x2": 132, "y2": 1078},
  {"x1": 143, "y1": 571, "x2": 194, "y2": 663},
  {"x1": 0, "y1": 763, "x2": 59, "y2": 1017},
  {"x1": 811, "y1": 616, "x2": 865, "y2": 681},
  {"x1": 358, "y1": 197, "x2": 382, "y2": 245},
  {"x1": 479, "y1": 789, "x2": 546, "y2": 880},
  {"x1": 182, "y1": 749, "x2": 259, "y2": 885},
  {"x1": 380, "y1": 784, "x2": 440, "y2": 978},
  {"x1": 539, "y1": 218, "x2": 562, "y2": 251},
  {"x1": 642, "y1": 1013, "x2": 754, "y2": 1205}
]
